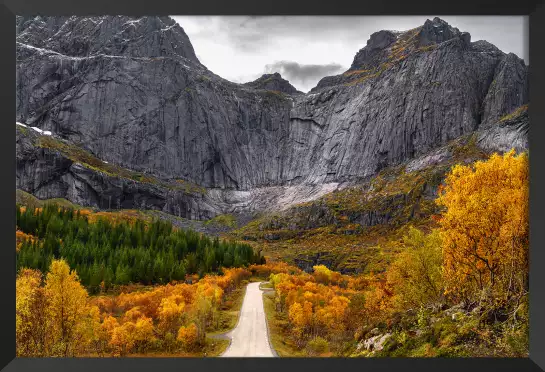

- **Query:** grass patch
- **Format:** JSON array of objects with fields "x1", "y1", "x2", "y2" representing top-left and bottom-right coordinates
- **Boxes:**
[
  {"x1": 197, "y1": 75, "x2": 211, "y2": 83},
  {"x1": 203, "y1": 337, "x2": 231, "y2": 356},
  {"x1": 448, "y1": 134, "x2": 488, "y2": 162},
  {"x1": 16, "y1": 125, "x2": 29, "y2": 135},
  {"x1": 16, "y1": 189, "x2": 44, "y2": 210},
  {"x1": 173, "y1": 179, "x2": 207, "y2": 195},
  {"x1": 204, "y1": 214, "x2": 237, "y2": 229},
  {"x1": 343, "y1": 69, "x2": 373, "y2": 77},
  {"x1": 44, "y1": 198, "x2": 85, "y2": 209},
  {"x1": 418, "y1": 44, "x2": 438, "y2": 53},
  {"x1": 16, "y1": 189, "x2": 86, "y2": 210},
  {"x1": 259, "y1": 282, "x2": 273, "y2": 290},
  {"x1": 129, "y1": 337, "x2": 230, "y2": 357},
  {"x1": 261, "y1": 90, "x2": 289, "y2": 101},
  {"x1": 499, "y1": 104, "x2": 528, "y2": 123},
  {"x1": 344, "y1": 70, "x2": 383, "y2": 86}
]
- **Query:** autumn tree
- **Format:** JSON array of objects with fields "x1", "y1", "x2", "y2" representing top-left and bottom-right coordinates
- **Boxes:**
[
  {"x1": 288, "y1": 301, "x2": 313, "y2": 344},
  {"x1": 313, "y1": 265, "x2": 333, "y2": 285},
  {"x1": 16, "y1": 269, "x2": 47, "y2": 356},
  {"x1": 387, "y1": 227, "x2": 443, "y2": 310},
  {"x1": 192, "y1": 282, "x2": 222, "y2": 344},
  {"x1": 312, "y1": 265, "x2": 343, "y2": 286},
  {"x1": 362, "y1": 279, "x2": 394, "y2": 325},
  {"x1": 436, "y1": 150, "x2": 529, "y2": 307},
  {"x1": 108, "y1": 322, "x2": 132, "y2": 356},
  {"x1": 157, "y1": 296, "x2": 186, "y2": 336},
  {"x1": 289, "y1": 301, "x2": 313, "y2": 329},
  {"x1": 44, "y1": 259, "x2": 91, "y2": 356},
  {"x1": 132, "y1": 316, "x2": 156, "y2": 353}
]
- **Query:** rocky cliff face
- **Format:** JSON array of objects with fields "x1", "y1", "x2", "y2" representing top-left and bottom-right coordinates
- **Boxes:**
[{"x1": 16, "y1": 16, "x2": 529, "y2": 217}]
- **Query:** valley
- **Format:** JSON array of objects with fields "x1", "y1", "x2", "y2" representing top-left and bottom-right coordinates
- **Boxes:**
[{"x1": 15, "y1": 15, "x2": 529, "y2": 358}]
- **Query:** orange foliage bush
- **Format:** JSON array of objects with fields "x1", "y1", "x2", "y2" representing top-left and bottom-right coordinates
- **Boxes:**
[
  {"x1": 249, "y1": 261, "x2": 302, "y2": 278},
  {"x1": 177, "y1": 323, "x2": 199, "y2": 350}
]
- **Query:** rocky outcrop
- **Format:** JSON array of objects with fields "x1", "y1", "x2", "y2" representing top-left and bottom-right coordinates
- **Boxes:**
[
  {"x1": 350, "y1": 30, "x2": 399, "y2": 71},
  {"x1": 357, "y1": 332, "x2": 392, "y2": 353},
  {"x1": 418, "y1": 17, "x2": 466, "y2": 47},
  {"x1": 481, "y1": 53, "x2": 529, "y2": 126},
  {"x1": 16, "y1": 126, "x2": 218, "y2": 219},
  {"x1": 243, "y1": 72, "x2": 302, "y2": 94},
  {"x1": 478, "y1": 107, "x2": 529, "y2": 152},
  {"x1": 16, "y1": 16, "x2": 529, "y2": 216}
]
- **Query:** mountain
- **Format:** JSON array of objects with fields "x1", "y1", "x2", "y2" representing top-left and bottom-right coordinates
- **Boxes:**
[
  {"x1": 16, "y1": 16, "x2": 529, "y2": 220},
  {"x1": 243, "y1": 72, "x2": 303, "y2": 95}
]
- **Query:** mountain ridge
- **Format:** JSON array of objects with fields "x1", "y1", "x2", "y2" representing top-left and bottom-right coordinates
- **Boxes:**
[{"x1": 16, "y1": 15, "x2": 529, "y2": 218}]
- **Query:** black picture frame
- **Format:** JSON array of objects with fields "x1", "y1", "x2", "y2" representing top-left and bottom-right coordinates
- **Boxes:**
[{"x1": 1, "y1": 1, "x2": 544, "y2": 371}]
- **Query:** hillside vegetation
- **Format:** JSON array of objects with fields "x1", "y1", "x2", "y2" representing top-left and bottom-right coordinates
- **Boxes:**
[
  {"x1": 16, "y1": 205, "x2": 264, "y2": 293},
  {"x1": 231, "y1": 134, "x2": 488, "y2": 274},
  {"x1": 262, "y1": 151, "x2": 528, "y2": 357},
  {"x1": 16, "y1": 260, "x2": 255, "y2": 357}
]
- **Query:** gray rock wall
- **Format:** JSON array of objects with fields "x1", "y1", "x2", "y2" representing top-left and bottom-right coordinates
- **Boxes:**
[{"x1": 15, "y1": 16, "x2": 529, "y2": 215}]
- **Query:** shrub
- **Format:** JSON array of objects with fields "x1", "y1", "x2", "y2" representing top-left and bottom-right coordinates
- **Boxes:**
[
  {"x1": 387, "y1": 228, "x2": 443, "y2": 310},
  {"x1": 177, "y1": 323, "x2": 199, "y2": 350},
  {"x1": 306, "y1": 336, "x2": 329, "y2": 356}
]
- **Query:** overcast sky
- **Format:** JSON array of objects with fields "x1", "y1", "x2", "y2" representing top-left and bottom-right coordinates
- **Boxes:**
[{"x1": 172, "y1": 16, "x2": 528, "y2": 92}]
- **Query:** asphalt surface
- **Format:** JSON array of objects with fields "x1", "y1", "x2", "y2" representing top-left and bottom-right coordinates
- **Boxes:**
[{"x1": 221, "y1": 282, "x2": 276, "y2": 357}]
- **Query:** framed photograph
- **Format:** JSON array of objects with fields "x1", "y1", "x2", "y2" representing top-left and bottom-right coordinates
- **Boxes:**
[{"x1": 1, "y1": 0, "x2": 544, "y2": 371}]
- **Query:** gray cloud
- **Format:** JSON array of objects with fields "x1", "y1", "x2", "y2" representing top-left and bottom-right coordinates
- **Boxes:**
[
  {"x1": 177, "y1": 16, "x2": 527, "y2": 61},
  {"x1": 172, "y1": 16, "x2": 527, "y2": 92},
  {"x1": 175, "y1": 16, "x2": 527, "y2": 61},
  {"x1": 264, "y1": 61, "x2": 346, "y2": 92}
]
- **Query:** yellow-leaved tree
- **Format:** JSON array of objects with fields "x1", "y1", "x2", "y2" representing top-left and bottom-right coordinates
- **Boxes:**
[
  {"x1": 44, "y1": 259, "x2": 91, "y2": 356},
  {"x1": 157, "y1": 296, "x2": 186, "y2": 336},
  {"x1": 16, "y1": 269, "x2": 47, "y2": 356},
  {"x1": 387, "y1": 227, "x2": 443, "y2": 310},
  {"x1": 436, "y1": 150, "x2": 529, "y2": 306}
]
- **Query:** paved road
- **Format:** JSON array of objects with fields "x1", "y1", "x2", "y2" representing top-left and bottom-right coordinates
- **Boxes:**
[{"x1": 221, "y1": 282, "x2": 276, "y2": 357}]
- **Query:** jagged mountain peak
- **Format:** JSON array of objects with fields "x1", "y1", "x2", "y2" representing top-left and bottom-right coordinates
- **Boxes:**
[
  {"x1": 310, "y1": 16, "x2": 521, "y2": 94},
  {"x1": 349, "y1": 17, "x2": 471, "y2": 71},
  {"x1": 243, "y1": 72, "x2": 302, "y2": 94},
  {"x1": 16, "y1": 15, "x2": 200, "y2": 63},
  {"x1": 419, "y1": 17, "x2": 469, "y2": 46}
]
